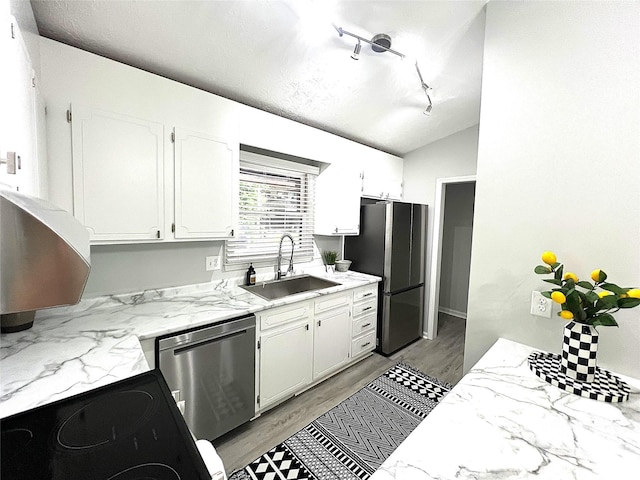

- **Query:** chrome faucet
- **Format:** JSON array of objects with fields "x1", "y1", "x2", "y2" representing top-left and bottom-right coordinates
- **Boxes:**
[{"x1": 276, "y1": 234, "x2": 295, "y2": 280}]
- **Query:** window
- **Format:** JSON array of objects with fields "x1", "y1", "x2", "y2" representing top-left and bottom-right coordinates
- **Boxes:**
[{"x1": 225, "y1": 152, "x2": 318, "y2": 266}]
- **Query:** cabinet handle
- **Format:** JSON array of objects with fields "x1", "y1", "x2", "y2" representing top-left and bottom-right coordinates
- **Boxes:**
[
  {"x1": 362, "y1": 306, "x2": 373, "y2": 311},
  {"x1": 305, "y1": 324, "x2": 309, "y2": 331},
  {"x1": 361, "y1": 342, "x2": 371, "y2": 348},
  {"x1": 156, "y1": 230, "x2": 160, "y2": 239},
  {"x1": 230, "y1": 229, "x2": 234, "y2": 237},
  {"x1": 361, "y1": 323, "x2": 371, "y2": 329},
  {"x1": 317, "y1": 320, "x2": 322, "y2": 327},
  {"x1": 362, "y1": 293, "x2": 373, "y2": 298}
]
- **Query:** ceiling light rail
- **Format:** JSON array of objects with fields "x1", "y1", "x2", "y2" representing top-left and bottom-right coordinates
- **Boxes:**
[{"x1": 332, "y1": 23, "x2": 433, "y2": 116}]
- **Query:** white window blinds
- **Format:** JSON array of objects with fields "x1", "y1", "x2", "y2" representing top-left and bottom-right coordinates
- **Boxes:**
[{"x1": 225, "y1": 155, "x2": 317, "y2": 266}]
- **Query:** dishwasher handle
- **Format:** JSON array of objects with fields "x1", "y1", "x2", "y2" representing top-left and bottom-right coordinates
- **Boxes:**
[
  {"x1": 172, "y1": 329, "x2": 249, "y2": 356},
  {"x1": 157, "y1": 314, "x2": 255, "y2": 352}
]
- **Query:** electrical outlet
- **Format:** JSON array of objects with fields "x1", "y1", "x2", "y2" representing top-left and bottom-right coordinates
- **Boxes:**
[
  {"x1": 530, "y1": 291, "x2": 552, "y2": 318},
  {"x1": 205, "y1": 255, "x2": 220, "y2": 271}
]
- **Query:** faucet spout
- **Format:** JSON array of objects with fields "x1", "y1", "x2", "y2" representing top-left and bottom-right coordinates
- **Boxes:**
[{"x1": 276, "y1": 234, "x2": 295, "y2": 280}]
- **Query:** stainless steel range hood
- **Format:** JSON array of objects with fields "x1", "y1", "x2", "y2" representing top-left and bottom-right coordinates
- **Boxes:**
[{"x1": 0, "y1": 188, "x2": 90, "y2": 332}]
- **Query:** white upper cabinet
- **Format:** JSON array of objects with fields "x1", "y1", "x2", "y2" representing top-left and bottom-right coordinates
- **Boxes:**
[
  {"x1": 71, "y1": 105, "x2": 165, "y2": 242},
  {"x1": 314, "y1": 162, "x2": 361, "y2": 236},
  {"x1": 360, "y1": 151, "x2": 403, "y2": 200},
  {"x1": 173, "y1": 128, "x2": 238, "y2": 239},
  {"x1": 1, "y1": 16, "x2": 42, "y2": 196}
]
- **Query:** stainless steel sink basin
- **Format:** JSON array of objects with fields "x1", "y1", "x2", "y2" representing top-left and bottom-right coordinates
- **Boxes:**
[{"x1": 240, "y1": 275, "x2": 341, "y2": 301}]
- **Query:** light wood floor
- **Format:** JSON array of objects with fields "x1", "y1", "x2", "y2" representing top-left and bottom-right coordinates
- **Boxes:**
[{"x1": 213, "y1": 313, "x2": 466, "y2": 474}]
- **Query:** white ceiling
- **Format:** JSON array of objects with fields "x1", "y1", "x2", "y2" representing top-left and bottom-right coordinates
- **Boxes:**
[{"x1": 30, "y1": 0, "x2": 487, "y2": 156}]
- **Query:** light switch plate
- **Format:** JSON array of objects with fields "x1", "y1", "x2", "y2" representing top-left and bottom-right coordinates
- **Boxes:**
[{"x1": 530, "y1": 291, "x2": 552, "y2": 318}]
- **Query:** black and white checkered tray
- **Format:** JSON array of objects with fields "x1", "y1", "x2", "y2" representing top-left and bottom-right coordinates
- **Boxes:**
[{"x1": 528, "y1": 351, "x2": 630, "y2": 403}]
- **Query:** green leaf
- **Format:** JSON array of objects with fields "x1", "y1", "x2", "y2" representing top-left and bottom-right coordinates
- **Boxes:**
[
  {"x1": 576, "y1": 281, "x2": 594, "y2": 290},
  {"x1": 597, "y1": 270, "x2": 608, "y2": 282},
  {"x1": 590, "y1": 313, "x2": 618, "y2": 327},
  {"x1": 543, "y1": 279, "x2": 562, "y2": 286},
  {"x1": 600, "y1": 282, "x2": 626, "y2": 295},
  {"x1": 535, "y1": 265, "x2": 552, "y2": 274},
  {"x1": 585, "y1": 291, "x2": 600, "y2": 304},
  {"x1": 541, "y1": 291, "x2": 552, "y2": 299},
  {"x1": 596, "y1": 295, "x2": 618, "y2": 309},
  {"x1": 618, "y1": 297, "x2": 640, "y2": 308},
  {"x1": 554, "y1": 265, "x2": 564, "y2": 281},
  {"x1": 551, "y1": 262, "x2": 561, "y2": 269}
]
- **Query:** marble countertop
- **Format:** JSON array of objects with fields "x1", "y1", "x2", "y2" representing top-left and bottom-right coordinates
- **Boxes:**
[
  {"x1": 0, "y1": 268, "x2": 379, "y2": 419},
  {"x1": 372, "y1": 338, "x2": 640, "y2": 480}
]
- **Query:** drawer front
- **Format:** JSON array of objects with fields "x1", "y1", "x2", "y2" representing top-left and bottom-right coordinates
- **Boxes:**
[
  {"x1": 260, "y1": 301, "x2": 311, "y2": 330},
  {"x1": 353, "y1": 285, "x2": 377, "y2": 303},
  {"x1": 351, "y1": 331, "x2": 376, "y2": 357},
  {"x1": 352, "y1": 313, "x2": 376, "y2": 338},
  {"x1": 352, "y1": 300, "x2": 376, "y2": 318},
  {"x1": 314, "y1": 292, "x2": 351, "y2": 314}
]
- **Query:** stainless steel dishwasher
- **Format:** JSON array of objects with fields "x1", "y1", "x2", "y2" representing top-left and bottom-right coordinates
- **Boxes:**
[{"x1": 157, "y1": 314, "x2": 256, "y2": 441}]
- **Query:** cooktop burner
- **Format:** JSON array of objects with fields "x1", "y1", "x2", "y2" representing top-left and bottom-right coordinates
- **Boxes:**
[
  {"x1": 57, "y1": 390, "x2": 155, "y2": 450},
  {"x1": 0, "y1": 370, "x2": 210, "y2": 480}
]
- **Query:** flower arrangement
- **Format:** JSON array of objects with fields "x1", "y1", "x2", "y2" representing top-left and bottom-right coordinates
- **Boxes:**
[{"x1": 534, "y1": 251, "x2": 640, "y2": 327}]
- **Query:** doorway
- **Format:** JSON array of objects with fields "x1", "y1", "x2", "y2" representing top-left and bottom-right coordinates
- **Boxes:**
[{"x1": 426, "y1": 176, "x2": 476, "y2": 340}]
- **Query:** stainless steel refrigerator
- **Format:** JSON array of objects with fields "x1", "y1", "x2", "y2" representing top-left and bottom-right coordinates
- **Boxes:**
[{"x1": 345, "y1": 201, "x2": 426, "y2": 355}]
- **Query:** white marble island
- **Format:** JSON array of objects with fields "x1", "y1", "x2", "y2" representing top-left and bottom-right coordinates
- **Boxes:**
[{"x1": 372, "y1": 338, "x2": 640, "y2": 479}]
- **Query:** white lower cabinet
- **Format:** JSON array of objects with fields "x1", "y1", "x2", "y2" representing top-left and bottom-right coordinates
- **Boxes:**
[
  {"x1": 257, "y1": 284, "x2": 379, "y2": 413},
  {"x1": 313, "y1": 304, "x2": 351, "y2": 380},
  {"x1": 258, "y1": 302, "x2": 313, "y2": 411}
]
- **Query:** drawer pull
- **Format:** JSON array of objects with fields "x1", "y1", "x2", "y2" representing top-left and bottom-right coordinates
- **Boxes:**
[
  {"x1": 362, "y1": 292, "x2": 373, "y2": 297},
  {"x1": 361, "y1": 323, "x2": 371, "y2": 329},
  {"x1": 361, "y1": 342, "x2": 371, "y2": 348},
  {"x1": 362, "y1": 306, "x2": 373, "y2": 311}
]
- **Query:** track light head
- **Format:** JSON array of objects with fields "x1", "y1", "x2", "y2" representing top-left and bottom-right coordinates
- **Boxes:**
[{"x1": 351, "y1": 41, "x2": 361, "y2": 60}]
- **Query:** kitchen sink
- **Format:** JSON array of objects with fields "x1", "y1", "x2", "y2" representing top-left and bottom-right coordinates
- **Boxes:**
[{"x1": 240, "y1": 274, "x2": 341, "y2": 301}]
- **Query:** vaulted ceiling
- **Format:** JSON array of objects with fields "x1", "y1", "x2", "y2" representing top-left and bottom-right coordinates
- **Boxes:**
[{"x1": 31, "y1": 0, "x2": 486, "y2": 156}]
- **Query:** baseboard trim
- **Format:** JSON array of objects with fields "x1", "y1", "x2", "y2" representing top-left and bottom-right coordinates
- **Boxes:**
[{"x1": 438, "y1": 307, "x2": 467, "y2": 320}]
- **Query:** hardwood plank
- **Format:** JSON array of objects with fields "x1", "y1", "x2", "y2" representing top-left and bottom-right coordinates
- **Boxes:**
[{"x1": 214, "y1": 313, "x2": 465, "y2": 474}]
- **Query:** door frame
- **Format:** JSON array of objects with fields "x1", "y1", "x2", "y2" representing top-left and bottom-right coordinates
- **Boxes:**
[{"x1": 425, "y1": 175, "x2": 476, "y2": 340}]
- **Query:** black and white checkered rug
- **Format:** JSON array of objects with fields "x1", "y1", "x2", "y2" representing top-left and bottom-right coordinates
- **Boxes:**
[{"x1": 228, "y1": 363, "x2": 452, "y2": 480}]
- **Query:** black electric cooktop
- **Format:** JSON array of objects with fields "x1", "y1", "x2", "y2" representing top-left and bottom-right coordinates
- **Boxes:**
[{"x1": 0, "y1": 369, "x2": 211, "y2": 480}]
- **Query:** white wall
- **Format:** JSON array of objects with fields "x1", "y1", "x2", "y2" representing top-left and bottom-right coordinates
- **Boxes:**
[
  {"x1": 403, "y1": 125, "x2": 479, "y2": 334},
  {"x1": 439, "y1": 182, "x2": 475, "y2": 317},
  {"x1": 465, "y1": 1, "x2": 640, "y2": 377}
]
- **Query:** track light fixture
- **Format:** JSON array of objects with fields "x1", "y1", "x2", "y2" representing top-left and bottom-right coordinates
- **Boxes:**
[{"x1": 332, "y1": 23, "x2": 433, "y2": 116}]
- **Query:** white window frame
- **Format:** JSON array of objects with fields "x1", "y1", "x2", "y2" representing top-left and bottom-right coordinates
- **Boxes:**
[{"x1": 225, "y1": 151, "x2": 318, "y2": 268}]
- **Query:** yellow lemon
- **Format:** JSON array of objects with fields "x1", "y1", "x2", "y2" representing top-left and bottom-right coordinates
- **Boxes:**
[
  {"x1": 591, "y1": 269, "x2": 603, "y2": 282},
  {"x1": 598, "y1": 291, "x2": 612, "y2": 298},
  {"x1": 551, "y1": 291, "x2": 566, "y2": 304},
  {"x1": 560, "y1": 310, "x2": 574, "y2": 320},
  {"x1": 563, "y1": 272, "x2": 578, "y2": 283},
  {"x1": 627, "y1": 289, "x2": 640, "y2": 299},
  {"x1": 541, "y1": 251, "x2": 557, "y2": 265}
]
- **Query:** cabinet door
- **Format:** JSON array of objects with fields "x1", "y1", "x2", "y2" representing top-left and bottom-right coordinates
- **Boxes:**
[
  {"x1": 1, "y1": 17, "x2": 37, "y2": 195},
  {"x1": 173, "y1": 127, "x2": 238, "y2": 239},
  {"x1": 361, "y1": 153, "x2": 403, "y2": 200},
  {"x1": 259, "y1": 321, "x2": 312, "y2": 410},
  {"x1": 71, "y1": 105, "x2": 164, "y2": 242},
  {"x1": 315, "y1": 162, "x2": 361, "y2": 235},
  {"x1": 313, "y1": 305, "x2": 351, "y2": 380}
]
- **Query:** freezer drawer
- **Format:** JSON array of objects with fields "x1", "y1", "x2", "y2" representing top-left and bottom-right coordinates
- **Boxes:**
[{"x1": 379, "y1": 286, "x2": 424, "y2": 355}]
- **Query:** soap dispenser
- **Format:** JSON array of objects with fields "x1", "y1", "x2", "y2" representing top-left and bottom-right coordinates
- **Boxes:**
[{"x1": 245, "y1": 263, "x2": 256, "y2": 286}]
